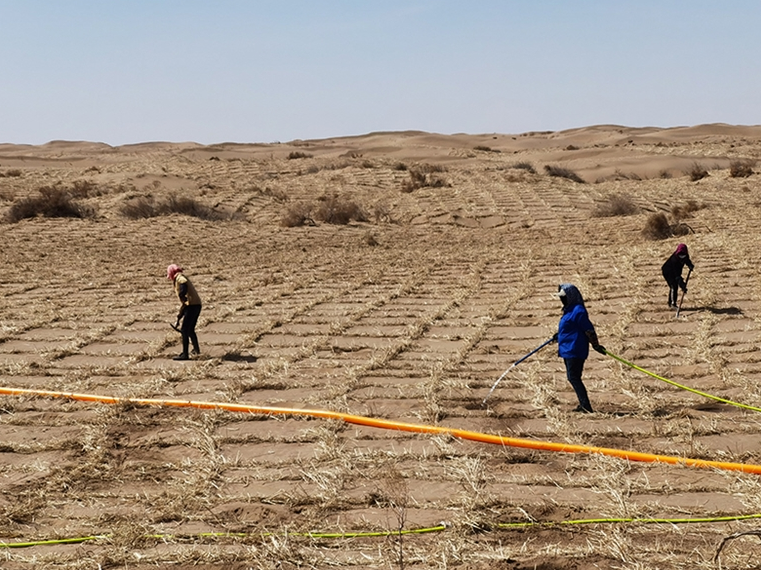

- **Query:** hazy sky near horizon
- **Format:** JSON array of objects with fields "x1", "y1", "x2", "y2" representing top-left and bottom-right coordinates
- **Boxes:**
[{"x1": 2, "y1": 1, "x2": 760, "y2": 145}]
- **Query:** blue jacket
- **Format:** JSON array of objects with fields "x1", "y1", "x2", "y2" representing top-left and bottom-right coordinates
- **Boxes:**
[{"x1": 557, "y1": 284, "x2": 595, "y2": 360}]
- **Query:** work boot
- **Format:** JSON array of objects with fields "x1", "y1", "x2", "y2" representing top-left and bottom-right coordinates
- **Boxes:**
[{"x1": 173, "y1": 353, "x2": 190, "y2": 361}]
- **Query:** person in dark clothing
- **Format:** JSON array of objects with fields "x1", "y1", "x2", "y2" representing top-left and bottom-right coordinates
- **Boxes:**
[
  {"x1": 167, "y1": 264, "x2": 202, "y2": 361},
  {"x1": 661, "y1": 243, "x2": 694, "y2": 308},
  {"x1": 551, "y1": 284, "x2": 605, "y2": 413}
]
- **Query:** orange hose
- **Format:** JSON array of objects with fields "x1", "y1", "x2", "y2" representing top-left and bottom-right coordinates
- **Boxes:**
[{"x1": 2, "y1": 385, "x2": 761, "y2": 475}]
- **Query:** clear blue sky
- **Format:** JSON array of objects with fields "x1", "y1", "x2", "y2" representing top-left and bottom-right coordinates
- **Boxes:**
[{"x1": 2, "y1": 1, "x2": 760, "y2": 145}]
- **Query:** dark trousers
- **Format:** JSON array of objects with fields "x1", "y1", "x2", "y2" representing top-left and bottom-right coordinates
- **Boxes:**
[
  {"x1": 181, "y1": 304, "x2": 202, "y2": 355},
  {"x1": 564, "y1": 357, "x2": 592, "y2": 412},
  {"x1": 666, "y1": 279, "x2": 680, "y2": 307}
]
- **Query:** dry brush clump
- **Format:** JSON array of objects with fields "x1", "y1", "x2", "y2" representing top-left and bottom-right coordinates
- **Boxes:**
[
  {"x1": 686, "y1": 162, "x2": 709, "y2": 181},
  {"x1": 544, "y1": 164, "x2": 585, "y2": 183},
  {"x1": 642, "y1": 212, "x2": 692, "y2": 240},
  {"x1": 473, "y1": 145, "x2": 500, "y2": 153},
  {"x1": 591, "y1": 193, "x2": 640, "y2": 217},
  {"x1": 729, "y1": 159, "x2": 755, "y2": 178},
  {"x1": 281, "y1": 194, "x2": 368, "y2": 227},
  {"x1": 5, "y1": 184, "x2": 97, "y2": 222},
  {"x1": 120, "y1": 194, "x2": 230, "y2": 221},
  {"x1": 400, "y1": 164, "x2": 450, "y2": 193},
  {"x1": 671, "y1": 199, "x2": 707, "y2": 221},
  {"x1": 287, "y1": 151, "x2": 313, "y2": 159},
  {"x1": 511, "y1": 161, "x2": 537, "y2": 174}
]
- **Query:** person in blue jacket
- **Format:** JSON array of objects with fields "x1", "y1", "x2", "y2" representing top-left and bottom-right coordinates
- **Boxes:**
[{"x1": 551, "y1": 284, "x2": 606, "y2": 413}]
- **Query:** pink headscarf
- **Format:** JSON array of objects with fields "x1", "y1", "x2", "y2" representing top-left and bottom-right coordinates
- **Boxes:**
[
  {"x1": 166, "y1": 264, "x2": 184, "y2": 281},
  {"x1": 675, "y1": 243, "x2": 688, "y2": 257}
]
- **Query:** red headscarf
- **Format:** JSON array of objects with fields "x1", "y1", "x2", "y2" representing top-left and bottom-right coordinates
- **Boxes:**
[{"x1": 166, "y1": 264, "x2": 183, "y2": 281}]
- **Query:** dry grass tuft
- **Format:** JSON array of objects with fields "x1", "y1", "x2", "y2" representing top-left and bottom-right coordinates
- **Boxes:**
[
  {"x1": 642, "y1": 212, "x2": 694, "y2": 239},
  {"x1": 544, "y1": 164, "x2": 585, "y2": 183},
  {"x1": 591, "y1": 193, "x2": 640, "y2": 217},
  {"x1": 287, "y1": 151, "x2": 313, "y2": 159},
  {"x1": 5, "y1": 185, "x2": 96, "y2": 222},
  {"x1": 474, "y1": 145, "x2": 500, "y2": 153},
  {"x1": 642, "y1": 212, "x2": 673, "y2": 240},
  {"x1": 281, "y1": 195, "x2": 367, "y2": 226},
  {"x1": 120, "y1": 194, "x2": 230, "y2": 220},
  {"x1": 511, "y1": 161, "x2": 536, "y2": 174},
  {"x1": 0, "y1": 169, "x2": 23, "y2": 177},
  {"x1": 400, "y1": 164, "x2": 450, "y2": 192},
  {"x1": 686, "y1": 162, "x2": 709, "y2": 181},
  {"x1": 671, "y1": 199, "x2": 707, "y2": 220},
  {"x1": 314, "y1": 194, "x2": 367, "y2": 224},
  {"x1": 280, "y1": 202, "x2": 315, "y2": 227},
  {"x1": 729, "y1": 159, "x2": 755, "y2": 178}
]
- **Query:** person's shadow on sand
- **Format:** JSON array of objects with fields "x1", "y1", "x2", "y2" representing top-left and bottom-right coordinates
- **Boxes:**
[{"x1": 681, "y1": 305, "x2": 743, "y2": 316}]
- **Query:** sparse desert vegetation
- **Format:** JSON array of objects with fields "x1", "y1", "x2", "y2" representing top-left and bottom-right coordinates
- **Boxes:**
[
  {"x1": 5, "y1": 184, "x2": 96, "y2": 222},
  {"x1": 119, "y1": 193, "x2": 230, "y2": 220},
  {"x1": 544, "y1": 164, "x2": 585, "y2": 183},
  {"x1": 1, "y1": 126, "x2": 761, "y2": 569},
  {"x1": 591, "y1": 193, "x2": 640, "y2": 217}
]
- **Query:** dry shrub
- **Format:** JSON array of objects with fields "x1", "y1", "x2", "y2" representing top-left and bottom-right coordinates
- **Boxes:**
[
  {"x1": 686, "y1": 162, "x2": 709, "y2": 181},
  {"x1": 671, "y1": 200, "x2": 707, "y2": 220},
  {"x1": 595, "y1": 170, "x2": 642, "y2": 183},
  {"x1": 642, "y1": 213, "x2": 671, "y2": 239},
  {"x1": 119, "y1": 196, "x2": 156, "y2": 219},
  {"x1": 544, "y1": 164, "x2": 585, "y2": 183},
  {"x1": 287, "y1": 151, "x2": 313, "y2": 159},
  {"x1": 314, "y1": 194, "x2": 367, "y2": 224},
  {"x1": 592, "y1": 193, "x2": 640, "y2": 217},
  {"x1": 0, "y1": 169, "x2": 22, "y2": 177},
  {"x1": 70, "y1": 179, "x2": 102, "y2": 197},
  {"x1": 729, "y1": 160, "x2": 755, "y2": 178},
  {"x1": 511, "y1": 161, "x2": 536, "y2": 174},
  {"x1": 281, "y1": 202, "x2": 315, "y2": 227},
  {"x1": 400, "y1": 165, "x2": 450, "y2": 192},
  {"x1": 5, "y1": 185, "x2": 95, "y2": 222},
  {"x1": 642, "y1": 212, "x2": 694, "y2": 240},
  {"x1": 393, "y1": 162, "x2": 408, "y2": 171},
  {"x1": 401, "y1": 169, "x2": 427, "y2": 193},
  {"x1": 474, "y1": 145, "x2": 500, "y2": 153},
  {"x1": 119, "y1": 194, "x2": 227, "y2": 220}
]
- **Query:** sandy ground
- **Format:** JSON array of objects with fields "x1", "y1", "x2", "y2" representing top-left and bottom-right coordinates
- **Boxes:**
[{"x1": 1, "y1": 124, "x2": 761, "y2": 568}]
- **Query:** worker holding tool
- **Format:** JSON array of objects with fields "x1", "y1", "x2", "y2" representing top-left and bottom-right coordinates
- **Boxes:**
[
  {"x1": 661, "y1": 243, "x2": 694, "y2": 309},
  {"x1": 553, "y1": 284, "x2": 605, "y2": 413},
  {"x1": 167, "y1": 264, "x2": 202, "y2": 361}
]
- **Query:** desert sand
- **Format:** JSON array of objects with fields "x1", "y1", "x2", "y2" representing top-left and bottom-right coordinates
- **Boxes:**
[{"x1": 1, "y1": 124, "x2": 761, "y2": 568}]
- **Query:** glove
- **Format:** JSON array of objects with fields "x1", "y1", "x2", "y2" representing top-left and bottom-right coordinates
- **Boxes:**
[
  {"x1": 593, "y1": 344, "x2": 606, "y2": 355},
  {"x1": 551, "y1": 332, "x2": 559, "y2": 343}
]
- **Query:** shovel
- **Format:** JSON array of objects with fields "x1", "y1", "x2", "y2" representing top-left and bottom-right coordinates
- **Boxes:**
[
  {"x1": 482, "y1": 337, "x2": 555, "y2": 406},
  {"x1": 675, "y1": 267, "x2": 692, "y2": 318}
]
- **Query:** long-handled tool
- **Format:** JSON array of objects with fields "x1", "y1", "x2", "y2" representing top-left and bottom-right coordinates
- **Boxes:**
[
  {"x1": 675, "y1": 267, "x2": 692, "y2": 318},
  {"x1": 482, "y1": 337, "x2": 555, "y2": 406}
]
